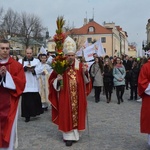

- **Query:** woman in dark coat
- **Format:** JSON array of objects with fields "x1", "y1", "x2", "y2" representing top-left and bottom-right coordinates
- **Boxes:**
[{"x1": 103, "y1": 58, "x2": 114, "y2": 103}]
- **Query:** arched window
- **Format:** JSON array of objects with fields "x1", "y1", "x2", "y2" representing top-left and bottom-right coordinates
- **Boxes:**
[{"x1": 88, "y1": 26, "x2": 95, "y2": 32}]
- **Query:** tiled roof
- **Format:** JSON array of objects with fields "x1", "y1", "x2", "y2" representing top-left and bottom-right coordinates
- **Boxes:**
[
  {"x1": 116, "y1": 26, "x2": 122, "y2": 31},
  {"x1": 66, "y1": 21, "x2": 112, "y2": 35},
  {"x1": 116, "y1": 26, "x2": 128, "y2": 37}
]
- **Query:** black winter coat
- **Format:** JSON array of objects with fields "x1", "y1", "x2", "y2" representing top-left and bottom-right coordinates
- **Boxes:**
[
  {"x1": 129, "y1": 66, "x2": 139, "y2": 86},
  {"x1": 103, "y1": 65, "x2": 113, "y2": 85}
]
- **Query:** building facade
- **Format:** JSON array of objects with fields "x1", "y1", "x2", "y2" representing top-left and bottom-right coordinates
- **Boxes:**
[{"x1": 66, "y1": 19, "x2": 129, "y2": 57}]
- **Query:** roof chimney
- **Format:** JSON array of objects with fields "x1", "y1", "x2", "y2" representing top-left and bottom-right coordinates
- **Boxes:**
[
  {"x1": 84, "y1": 18, "x2": 88, "y2": 25},
  {"x1": 89, "y1": 19, "x2": 93, "y2": 22}
]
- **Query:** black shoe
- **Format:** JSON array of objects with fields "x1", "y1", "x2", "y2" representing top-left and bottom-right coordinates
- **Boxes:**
[
  {"x1": 95, "y1": 99, "x2": 99, "y2": 103},
  {"x1": 65, "y1": 140, "x2": 73, "y2": 146},
  {"x1": 117, "y1": 101, "x2": 120, "y2": 104},
  {"x1": 128, "y1": 98, "x2": 133, "y2": 100},
  {"x1": 121, "y1": 99, "x2": 124, "y2": 102},
  {"x1": 25, "y1": 117, "x2": 30, "y2": 122},
  {"x1": 44, "y1": 107, "x2": 48, "y2": 111},
  {"x1": 134, "y1": 97, "x2": 137, "y2": 100}
]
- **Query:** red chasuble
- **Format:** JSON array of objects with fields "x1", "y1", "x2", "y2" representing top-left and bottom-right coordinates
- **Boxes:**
[
  {"x1": 138, "y1": 60, "x2": 150, "y2": 133},
  {"x1": 49, "y1": 61, "x2": 92, "y2": 132},
  {"x1": 0, "y1": 57, "x2": 26, "y2": 148}
]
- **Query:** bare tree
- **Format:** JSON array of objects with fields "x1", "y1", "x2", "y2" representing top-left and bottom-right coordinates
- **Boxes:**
[
  {"x1": 0, "y1": 8, "x2": 46, "y2": 48},
  {"x1": 19, "y1": 12, "x2": 45, "y2": 48},
  {"x1": 1, "y1": 8, "x2": 20, "y2": 37},
  {"x1": 0, "y1": 7, "x2": 5, "y2": 38},
  {"x1": 0, "y1": 7, "x2": 4, "y2": 23}
]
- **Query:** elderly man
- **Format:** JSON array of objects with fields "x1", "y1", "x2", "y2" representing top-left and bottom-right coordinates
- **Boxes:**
[
  {"x1": 49, "y1": 36, "x2": 92, "y2": 146},
  {"x1": 0, "y1": 39, "x2": 26, "y2": 149}
]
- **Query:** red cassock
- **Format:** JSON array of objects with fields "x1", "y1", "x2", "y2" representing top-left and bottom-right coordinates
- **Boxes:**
[
  {"x1": 0, "y1": 57, "x2": 26, "y2": 148},
  {"x1": 138, "y1": 60, "x2": 150, "y2": 133},
  {"x1": 49, "y1": 62, "x2": 92, "y2": 132}
]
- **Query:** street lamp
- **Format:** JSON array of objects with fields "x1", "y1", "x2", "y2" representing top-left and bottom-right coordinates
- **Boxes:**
[{"x1": 142, "y1": 41, "x2": 145, "y2": 50}]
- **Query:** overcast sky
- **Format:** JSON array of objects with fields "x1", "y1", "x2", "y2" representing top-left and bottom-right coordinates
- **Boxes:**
[{"x1": 1, "y1": 0, "x2": 150, "y2": 50}]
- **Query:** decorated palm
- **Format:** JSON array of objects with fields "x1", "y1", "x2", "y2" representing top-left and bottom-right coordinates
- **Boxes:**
[
  {"x1": 51, "y1": 16, "x2": 69, "y2": 88},
  {"x1": 53, "y1": 16, "x2": 66, "y2": 54}
]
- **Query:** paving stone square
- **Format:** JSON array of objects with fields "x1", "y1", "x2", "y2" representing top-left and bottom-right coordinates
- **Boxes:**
[{"x1": 16, "y1": 89, "x2": 148, "y2": 150}]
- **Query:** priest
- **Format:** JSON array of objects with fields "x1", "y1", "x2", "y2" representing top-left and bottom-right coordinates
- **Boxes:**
[
  {"x1": 18, "y1": 47, "x2": 43, "y2": 122},
  {"x1": 0, "y1": 39, "x2": 26, "y2": 149},
  {"x1": 49, "y1": 37, "x2": 92, "y2": 146},
  {"x1": 138, "y1": 58, "x2": 150, "y2": 146}
]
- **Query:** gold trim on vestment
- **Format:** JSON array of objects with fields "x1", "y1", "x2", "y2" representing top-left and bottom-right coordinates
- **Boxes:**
[{"x1": 67, "y1": 67, "x2": 78, "y2": 128}]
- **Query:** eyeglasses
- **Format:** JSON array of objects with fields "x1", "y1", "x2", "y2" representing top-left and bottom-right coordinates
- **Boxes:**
[{"x1": 0, "y1": 47, "x2": 10, "y2": 50}]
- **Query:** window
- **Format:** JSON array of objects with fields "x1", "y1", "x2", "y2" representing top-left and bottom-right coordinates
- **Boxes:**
[
  {"x1": 101, "y1": 37, "x2": 106, "y2": 43},
  {"x1": 88, "y1": 27, "x2": 95, "y2": 32},
  {"x1": 87, "y1": 37, "x2": 92, "y2": 43}
]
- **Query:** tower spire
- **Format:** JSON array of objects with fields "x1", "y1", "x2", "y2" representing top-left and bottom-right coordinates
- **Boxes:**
[
  {"x1": 93, "y1": 8, "x2": 94, "y2": 20},
  {"x1": 86, "y1": 11, "x2": 87, "y2": 19}
]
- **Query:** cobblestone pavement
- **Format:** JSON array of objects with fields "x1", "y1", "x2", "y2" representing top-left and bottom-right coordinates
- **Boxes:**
[{"x1": 16, "y1": 89, "x2": 149, "y2": 150}]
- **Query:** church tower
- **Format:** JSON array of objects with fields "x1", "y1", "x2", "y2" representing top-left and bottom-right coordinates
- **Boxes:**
[{"x1": 146, "y1": 19, "x2": 150, "y2": 44}]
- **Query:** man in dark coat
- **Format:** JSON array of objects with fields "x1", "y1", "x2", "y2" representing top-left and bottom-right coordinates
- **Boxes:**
[{"x1": 123, "y1": 55, "x2": 132, "y2": 90}]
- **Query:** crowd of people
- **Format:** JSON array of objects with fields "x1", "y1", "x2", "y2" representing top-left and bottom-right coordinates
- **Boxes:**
[
  {"x1": 88, "y1": 53, "x2": 145, "y2": 105},
  {"x1": 1, "y1": 37, "x2": 150, "y2": 149}
]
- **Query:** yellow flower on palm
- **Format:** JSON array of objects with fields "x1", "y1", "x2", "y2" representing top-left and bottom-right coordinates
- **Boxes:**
[{"x1": 61, "y1": 60, "x2": 65, "y2": 67}]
